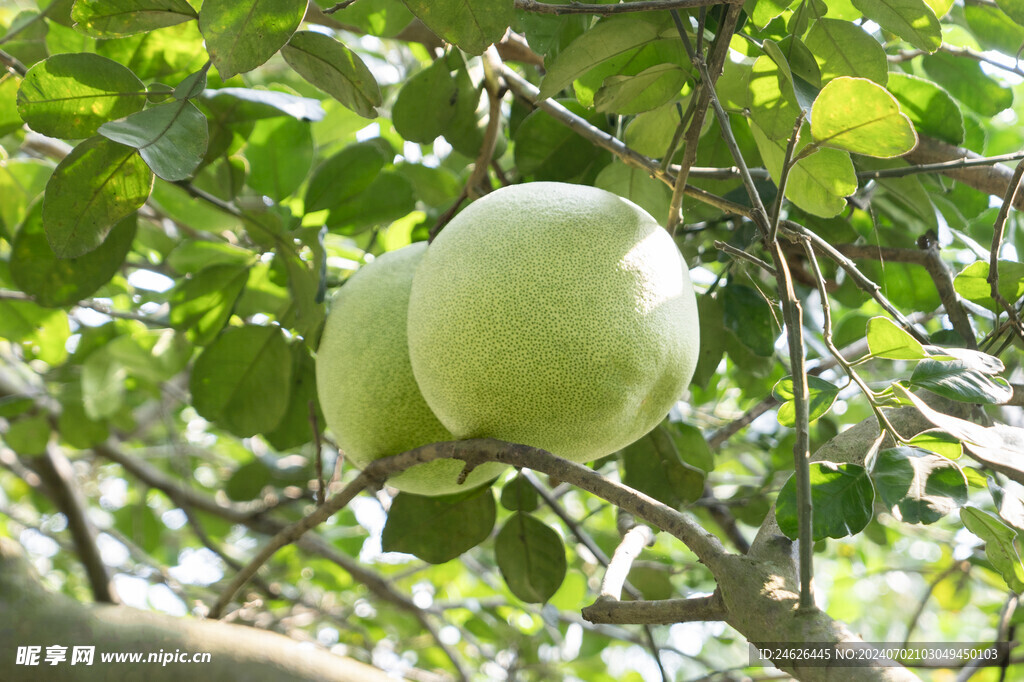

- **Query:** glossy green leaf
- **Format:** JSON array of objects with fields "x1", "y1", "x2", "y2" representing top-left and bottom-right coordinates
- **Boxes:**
[
  {"x1": 906, "y1": 429, "x2": 963, "y2": 459},
  {"x1": 305, "y1": 141, "x2": 389, "y2": 213},
  {"x1": 721, "y1": 282, "x2": 777, "y2": 357},
  {"x1": 751, "y1": 121, "x2": 858, "y2": 218},
  {"x1": 190, "y1": 324, "x2": 292, "y2": 437},
  {"x1": 99, "y1": 100, "x2": 208, "y2": 181},
  {"x1": 810, "y1": 77, "x2": 917, "y2": 157},
  {"x1": 513, "y1": 100, "x2": 604, "y2": 181},
  {"x1": 263, "y1": 343, "x2": 321, "y2": 451},
  {"x1": 401, "y1": 0, "x2": 514, "y2": 55},
  {"x1": 500, "y1": 475, "x2": 539, "y2": 513},
  {"x1": 594, "y1": 163, "x2": 671, "y2": 223},
  {"x1": 921, "y1": 53, "x2": 1013, "y2": 117},
  {"x1": 0, "y1": 159, "x2": 53, "y2": 239},
  {"x1": 382, "y1": 488, "x2": 496, "y2": 564},
  {"x1": 11, "y1": 202, "x2": 135, "y2": 308},
  {"x1": 326, "y1": 171, "x2": 415, "y2": 232},
  {"x1": 851, "y1": 0, "x2": 940, "y2": 52},
  {"x1": 282, "y1": 31, "x2": 381, "y2": 118},
  {"x1": 885, "y1": 73, "x2": 962, "y2": 146},
  {"x1": 748, "y1": 55, "x2": 801, "y2": 141},
  {"x1": 495, "y1": 512, "x2": 567, "y2": 603},
  {"x1": 773, "y1": 375, "x2": 841, "y2": 427},
  {"x1": 910, "y1": 359, "x2": 1013, "y2": 404},
  {"x1": 41, "y1": 136, "x2": 153, "y2": 258},
  {"x1": 996, "y1": 0, "x2": 1024, "y2": 24},
  {"x1": 960, "y1": 507, "x2": 1024, "y2": 592},
  {"x1": 198, "y1": 0, "x2": 307, "y2": 79},
  {"x1": 804, "y1": 19, "x2": 888, "y2": 85},
  {"x1": 953, "y1": 260, "x2": 1024, "y2": 308},
  {"x1": 245, "y1": 116, "x2": 313, "y2": 200},
  {"x1": 873, "y1": 448, "x2": 968, "y2": 524},
  {"x1": 539, "y1": 16, "x2": 665, "y2": 100},
  {"x1": 17, "y1": 52, "x2": 147, "y2": 138},
  {"x1": 776, "y1": 461, "x2": 875, "y2": 540},
  {"x1": 923, "y1": 347, "x2": 1004, "y2": 375},
  {"x1": 71, "y1": 0, "x2": 197, "y2": 38},
  {"x1": 593, "y1": 63, "x2": 687, "y2": 115},
  {"x1": 865, "y1": 315, "x2": 927, "y2": 359},
  {"x1": 620, "y1": 424, "x2": 705, "y2": 508},
  {"x1": 169, "y1": 263, "x2": 249, "y2": 345}
]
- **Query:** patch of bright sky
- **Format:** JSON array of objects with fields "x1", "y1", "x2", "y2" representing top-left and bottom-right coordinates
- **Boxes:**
[{"x1": 127, "y1": 269, "x2": 175, "y2": 293}]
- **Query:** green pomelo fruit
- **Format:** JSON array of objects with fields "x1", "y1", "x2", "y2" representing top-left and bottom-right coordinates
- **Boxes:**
[
  {"x1": 407, "y1": 182, "x2": 700, "y2": 463},
  {"x1": 315, "y1": 242, "x2": 507, "y2": 495}
]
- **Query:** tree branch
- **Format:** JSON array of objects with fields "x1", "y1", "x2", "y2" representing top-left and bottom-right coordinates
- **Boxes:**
[
  {"x1": 582, "y1": 594, "x2": 725, "y2": 625},
  {"x1": 902, "y1": 136, "x2": 1024, "y2": 211},
  {"x1": 515, "y1": 0, "x2": 743, "y2": 14},
  {"x1": 988, "y1": 159, "x2": 1024, "y2": 341}
]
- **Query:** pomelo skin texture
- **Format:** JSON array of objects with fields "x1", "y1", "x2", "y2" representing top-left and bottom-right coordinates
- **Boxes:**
[
  {"x1": 315, "y1": 242, "x2": 507, "y2": 496},
  {"x1": 407, "y1": 182, "x2": 700, "y2": 464}
]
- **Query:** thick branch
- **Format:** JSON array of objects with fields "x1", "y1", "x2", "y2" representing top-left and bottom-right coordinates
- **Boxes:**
[
  {"x1": 0, "y1": 538, "x2": 392, "y2": 682},
  {"x1": 902, "y1": 135, "x2": 1024, "y2": 211},
  {"x1": 583, "y1": 594, "x2": 725, "y2": 625}
]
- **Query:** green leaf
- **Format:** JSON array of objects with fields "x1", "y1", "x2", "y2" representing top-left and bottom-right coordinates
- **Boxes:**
[
  {"x1": 593, "y1": 63, "x2": 688, "y2": 115},
  {"x1": 71, "y1": 0, "x2": 197, "y2": 38},
  {"x1": 721, "y1": 282, "x2": 778, "y2": 357},
  {"x1": 539, "y1": 16, "x2": 665, "y2": 100},
  {"x1": 382, "y1": 488, "x2": 496, "y2": 564},
  {"x1": 263, "y1": 343, "x2": 321, "y2": 451},
  {"x1": 495, "y1": 512, "x2": 567, "y2": 603},
  {"x1": 401, "y1": 0, "x2": 514, "y2": 55},
  {"x1": 885, "y1": 73, "x2": 963, "y2": 146},
  {"x1": 594, "y1": 163, "x2": 671, "y2": 222},
  {"x1": 964, "y1": 4, "x2": 1024, "y2": 56},
  {"x1": 953, "y1": 260, "x2": 1024, "y2": 309},
  {"x1": 11, "y1": 202, "x2": 136, "y2": 308},
  {"x1": 804, "y1": 19, "x2": 889, "y2": 85},
  {"x1": 336, "y1": 0, "x2": 413, "y2": 37},
  {"x1": 923, "y1": 347, "x2": 1004, "y2": 375},
  {"x1": 666, "y1": 420, "x2": 715, "y2": 473},
  {"x1": 906, "y1": 429, "x2": 963, "y2": 459},
  {"x1": 245, "y1": 116, "x2": 313, "y2": 200},
  {"x1": 282, "y1": 31, "x2": 381, "y2": 118},
  {"x1": 910, "y1": 359, "x2": 1013, "y2": 404},
  {"x1": 0, "y1": 300, "x2": 70, "y2": 360},
  {"x1": 99, "y1": 100, "x2": 208, "y2": 181},
  {"x1": 851, "y1": 0, "x2": 941, "y2": 52},
  {"x1": 225, "y1": 460, "x2": 273, "y2": 501},
  {"x1": 107, "y1": 328, "x2": 191, "y2": 384},
  {"x1": 326, "y1": 171, "x2": 415, "y2": 232},
  {"x1": 57, "y1": 401, "x2": 109, "y2": 450},
  {"x1": 0, "y1": 74, "x2": 24, "y2": 138},
  {"x1": 17, "y1": 52, "x2": 147, "y2": 138},
  {"x1": 305, "y1": 141, "x2": 389, "y2": 213},
  {"x1": 873, "y1": 447, "x2": 968, "y2": 524},
  {"x1": 751, "y1": 121, "x2": 857, "y2": 218},
  {"x1": 2, "y1": 11, "x2": 48, "y2": 68},
  {"x1": 166, "y1": 240, "x2": 252, "y2": 273},
  {"x1": 773, "y1": 375, "x2": 841, "y2": 427},
  {"x1": 500, "y1": 475, "x2": 539, "y2": 513},
  {"x1": 776, "y1": 461, "x2": 875, "y2": 540},
  {"x1": 620, "y1": 424, "x2": 705, "y2": 508},
  {"x1": 513, "y1": 100, "x2": 605, "y2": 181},
  {"x1": 921, "y1": 53, "x2": 1013, "y2": 117},
  {"x1": 201, "y1": 87, "x2": 325, "y2": 122},
  {"x1": 753, "y1": 0, "x2": 798, "y2": 27},
  {"x1": 198, "y1": 0, "x2": 307, "y2": 79},
  {"x1": 691, "y1": 294, "x2": 724, "y2": 390},
  {"x1": 0, "y1": 158, "x2": 51, "y2": 239},
  {"x1": 997, "y1": 0, "x2": 1024, "y2": 24},
  {"x1": 82, "y1": 347, "x2": 126, "y2": 420},
  {"x1": 5, "y1": 415, "x2": 52, "y2": 456},
  {"x1": 748, "y1": 55, "x2": 802, "y2": 141},
  {"x1": 391, "y1": 56, "x2": 462, "y2": 144},
  {"x1": 865, "y1": 316, "x2": 927, "y2": 359},
  {"x1": 41, "y1": 136, "x2": 153, "y2": 258},
  {"x1": 168, "y1": 263, "x2": 249, "y2": 345},
  {"x1": 960, "y1": 507, "x2": 1024, "y2": 593},
  {"x1": 189, "y1": 324, "x2": 293, "y2": 437},
  {"x1": 810, "y1": 77, "x2": 917, "y2": 157}
]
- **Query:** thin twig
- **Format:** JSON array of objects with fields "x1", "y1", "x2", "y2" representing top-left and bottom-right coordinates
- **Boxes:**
[
  {"x1": 322, "y1": 0, "x2": 359, "y2": 14},
  {"x1": 857, "y1": 151, "x2": 1024, "y2": 180},
  {"x1": 988, "y1": 159, "x2": 1024, "y2": 341},
  {"x1": 0, "y1": 47, "x2": 27, "y2": 76},
  {"x1": 713, "y1": 240, "x2": 777, "y2": 275},
  {"x1": 768, "y1": 112, "x2": 806, "y2": 243},
  {"x1": 515, "y1": 0, "x2": 743, "y2": 15}
]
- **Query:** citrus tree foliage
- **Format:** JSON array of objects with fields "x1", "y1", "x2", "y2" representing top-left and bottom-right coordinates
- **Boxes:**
[{"x1": 1, "y1": 0, "x2": 1024, "y2": 680}]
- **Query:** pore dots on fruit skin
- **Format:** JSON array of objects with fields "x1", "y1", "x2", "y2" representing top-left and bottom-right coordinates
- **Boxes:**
[{"x1": 406, "y1": 182, "x2": 700, "y2": 464}]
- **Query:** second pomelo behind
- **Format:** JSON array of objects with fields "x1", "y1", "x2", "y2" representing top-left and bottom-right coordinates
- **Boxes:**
[{"x1": 407, "y1": 181, "x2": 700, "y2": 464}]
